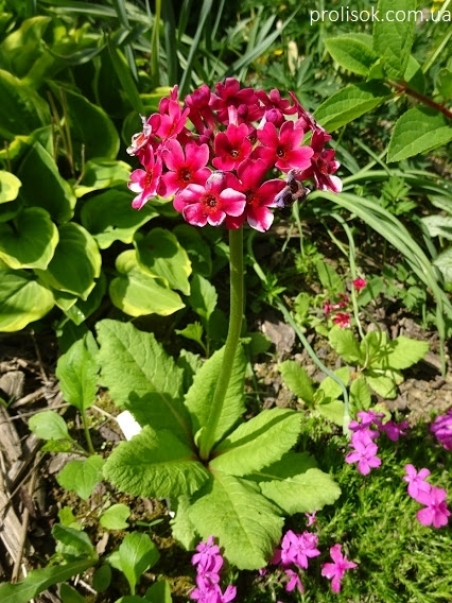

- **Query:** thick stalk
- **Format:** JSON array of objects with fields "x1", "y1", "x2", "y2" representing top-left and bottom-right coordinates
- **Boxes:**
[{"x1": 199, "y1": 227, "x2": 243, "y2": 460}]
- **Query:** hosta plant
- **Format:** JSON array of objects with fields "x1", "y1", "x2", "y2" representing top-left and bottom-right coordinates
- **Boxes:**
[{"x1": 97, "y1": 80, "x2": 344, "y2": 570}]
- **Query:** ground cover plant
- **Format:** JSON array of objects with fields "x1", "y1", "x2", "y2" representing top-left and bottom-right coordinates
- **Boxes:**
[{"x1": 0, "y1": 0, "x2": 451, "y2": 601}]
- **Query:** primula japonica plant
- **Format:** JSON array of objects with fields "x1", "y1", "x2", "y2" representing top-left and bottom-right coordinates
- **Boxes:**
[{"x1": 97, "y1": 79, "x2": 342, "y2": 570}]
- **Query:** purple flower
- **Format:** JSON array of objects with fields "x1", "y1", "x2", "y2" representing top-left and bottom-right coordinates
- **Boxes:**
[
  {"x1": 191, "y1": 537, "x2": 236, "y2": 603},
  {"x1": 345, "y1": 437, "x2": 381, "y2": 475},
  {"x1": 284, "y1": 569, "x2": 304, "y2": 593},
  {"x1": 349, "y1": 410, "x2": 384, "y2": 432},
  {"x1": 280, "y1": 530, "x2": 321, "y2": 569},
  {"x1": 403, "y1": 464, "x2": 432, "y2": 502},
  {"x1": 381, "y1": 420, "x2": 409, "y2": 441},
  {"x1": 305, "y1": 511, "x2": 317, "y2": 527},
  {"x1": 321, "y1": 544, "x2": 357, "y2": 593},
  {"x1": 192, "y1": 536, "x2": 223, "y2": 574},
  {"x1": 430, "y1": 410, "x2": 452, "y2": 451},
  {"x1": 190, "y1": 583, "x2": 236, "y2": 603},
  {"x1": 416, "y1": 486, "x2": 451, "y2": 529}
]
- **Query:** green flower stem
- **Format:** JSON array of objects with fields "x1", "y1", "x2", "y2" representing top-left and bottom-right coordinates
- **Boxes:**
[{"x1": 199, "y1": 227, "x2": 244, "y2": 461}]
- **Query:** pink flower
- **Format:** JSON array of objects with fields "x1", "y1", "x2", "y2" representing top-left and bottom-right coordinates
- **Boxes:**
[
  {"x1": 296, "y1": 129, "x2": 342, "y2": 193},
  {"x1": 430, "y1": 409, "x2": 452, "y2": 451},
  {"x1": 305, "y1": 511, "x2": 316, "y2": 526},
  {"x1": 381, "y1": 419, "x2": 409, "y2": 441},
  {"x1": 280, "y1": 530, "x2": 321, "y2": 569},
  {"x1": 321, "y1": 544, "x2": 357, "y2": 593},
  {"x1": 352, "y1": 277, "x2": 367, "y2": 291},
  {"x1": 212, "y1": 123, "x2": 253, "y2": 171},
  {"x1": 284, "y1": 569, "x2": 304, "y2": 593},
  {"x1": 416, "y1": 486, "x2": 451, "y2": 528},
  {"x1": 256, "y1": 120, "x2": 314, "y2": 172},
  {"x1": 403, "y1": 464, "x2": 432, "y2": 502},
  {"x1": 224, "y1": 158, "x2": 285, "y2": 232},
  {"x1": 173, "y1": 171, "x2": 246, "y2": 227},
  {"x1": 345, "y1": 437, "x2": 381, "y2": 475},
  {"x1": 160, "y1": 139, "x2": 210, "y2": 197},
  {"x1": 127, "y1": 145, "x2": 163, "y2": 209},
  {"x1": 332, "y1": 312, "x2": 351, "y2": 329},
  {"x1": 210, "y1": 78, "x2": 263, "y2": 125}
]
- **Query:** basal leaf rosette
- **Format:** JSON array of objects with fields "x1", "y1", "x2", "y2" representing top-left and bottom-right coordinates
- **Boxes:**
[{"x1": 126, "y1": 80, "x2": 343, "y2": 232}]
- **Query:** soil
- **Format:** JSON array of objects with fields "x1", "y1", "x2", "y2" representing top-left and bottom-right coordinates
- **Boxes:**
[{"x1": 0, "y1": 307, "x2": 450, "y2": 602}]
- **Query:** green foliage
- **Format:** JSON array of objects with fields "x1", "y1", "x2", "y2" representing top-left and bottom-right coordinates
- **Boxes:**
[
  {"x1": 108, "y1": 532, "x2": 160, "y2": 596},
  {"x1": 98, "y1": 320, "x2": 340, "y2": 569}
]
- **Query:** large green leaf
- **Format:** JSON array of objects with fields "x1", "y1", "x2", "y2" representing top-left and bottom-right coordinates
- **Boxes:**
[
  {"x1": 184, "y1": 345, "x2": 246, "y2": 446},
  {"x1": 0, "y1": 560, "x2": 95, "y2": 603},
  {"x1": 96, "y1": 320, "x2": 191, "y2": 442},
  {"x1": 56, "y1": 336, "x2": 99, "y2": 411},
  {"x1": 325, "y1": 34, "x2": 378, "y2": 75},
  {"x1": 0, "y1": 171, "x2": 21, "y2": 204},
  {"x1": 75, "y1": 159, "x2": 131, "y2": 197},
  {"x1": 0, "y1": 207, "x2": 58, "y2": 269},
  {"x1": 251, "y1": 452, "x2": 341, "y2": 515},
  {"x1": 103, "y1": 426, "x2": 209, "y2": 498},
  {"x1": 373, "y1": 0, "x2": 416, "y2": 80},
  {"x1": 35, "y1": 222, "x2": 101, "y2": 298},
  {"x1": 80, "y1": 190, "x2": 157, "y2": 249},
  {"x1": 313, "y1": 82, "x2": 389, "y2": 131},
  {"x1": 387, "y1": 107, "x2": 452, "y2": 162},
  {"x1": 0, "y1": 16, "x2": 52, "y2": 77},
  {"x1": 0, "y1": 69, "x2": 50, "y2": 139},
  {"x1": 48, "y1": 82, "x2": 120, "y2": 160},
  {"x1": 109, "y1": 250, "x2": 185, "y2": 317},
  {"x1": 135, "y1": 228, "x2": 192, "y2": 296},
  {"x1": 210, "y1": 408, "x2": 301, "y2": 477},
  {"x1": 0, "y1": 269, "x2": 54, "y2": 331},
  {"x1": 188, "y1": 471, "x2": 283, "y2": 570},
  {"x1": 118, "y1": 533, "x2": 160, "y2": 596},
  {"x1": 328, "y1": 326, "x2": 364, "y2": 364},
  {"x1": 17, "y1": 142, "x2": 75, "y2": 223}
]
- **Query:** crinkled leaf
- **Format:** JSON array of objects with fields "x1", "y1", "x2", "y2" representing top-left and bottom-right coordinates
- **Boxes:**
[
  {"x1": 377, "y1": 336, "x2": 429, "y2": 370},
  {"x1": 211, "y1": 408, "x2": 301, "y2": 477},
  {"x1": 317, "y1": 398, "x2": 345, "y2": 426},
  {"x1": 434, "y1": 247, "x2": 452, "y2": 284},
  {"x1": 0, "y1": 269, "x2": 54, "y2": 332},
  {"x1": 250, "y1": 451, "x2": 341, "y2": 515},
  {"x1": 365, "y1": 371, "x2": 400, "y2": 399},
  {"x1": 75, "y1": 159, "x2": 131, "y2": 197},
  {"x1": 28, "y1": 410, "x2": 70, "y2": 441},
  {"x1": 189, "y1": 471, "x2": 283, "y2": 570},
  {"x1": 185, "y1": 344, "x2": 246, "y2": 448},
  {"x1": 350, "y1": 376, "x2": 372, "y2": 411},
  {"x1": 373, "y1": 0, "x2": 416, "y2": 80},
  {"x1": 57, "y1": 455, "x2": 104, "y2": 500},
  {"x1": 110, "y1": 250, "x2": 185, "y2": 318},
  {"x1": 119, "y1": 532, "x2": 160, "y2": 595},
  {"x1": 103, "y1": 427, "x2": 209, "y2": 499},
  {"x1": 316, "y1": 367, "x2": 350, "y2": 400},
  {"x1": 314, "y1": 82, "x2": 389, "y2": 131},
  {"x1": 135, "y1": 228, "x2": 191, "y2": 296},
  {"x1": 387, "y1": 107, "x2": 452, "y2": 163},
  {"x1": 0, "y1": 207, "x2": 58, "y2": 270},
  {"x1": 329, "y1": 326, "x2": 364, "y2": 364},
  {"x1": 56, "y1": 336, "x2": 99, "y2": 411},
  {"x1": 325, "y1": 34, "x2": 378, "y2": 75},
  {"x1": 279, "y1": 360, "x2": 314, "y2": 405},
  {"x1": 96, "y1": 320, "x2": 190, "y2": 442},
  {"x1": 170, "y1": 495, "x2": 198, "y2": 550},
  {"x1": 421, "y1": 215, "x2": 452, "y2": 241}
]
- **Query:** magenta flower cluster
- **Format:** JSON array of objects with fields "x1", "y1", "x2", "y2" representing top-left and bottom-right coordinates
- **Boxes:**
[
  {"x1": 403, "y1": 464, "x2": 451, "y2": 528},
  {"x1": 190, "y1": 536, "x2": 236, "y2": 603},
  {"x1": 345, "y1": 410, "x2": 409, "y2": 475},
  {"x1": 127, "y1": 79, "x2": 341, "y2": 231}
]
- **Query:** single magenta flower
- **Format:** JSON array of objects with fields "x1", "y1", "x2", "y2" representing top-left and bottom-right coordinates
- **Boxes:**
[
  {"x1": 160, "y1": 139, "x2": 211, "y2": 197},
  {"x1": 345, "y1": 437, "x2": 381, "y2": 475},
  {"x1": 280, "y1": 530, "x2": 321, "y2": 569},
  {"x1": 321, "y1": 544, "x2": 357, "y2": 593},
  {"x1": 256, "y1": 120, "x2": 314, "y2": 172},
  {"x1": 403, "y1": 464, "x2": 432, "y2": 502},
  {"x1": 416, "y1": 485, "x2": 451, "y2": 528},
  {"x1": 332, "y1": 312, "x2": 351, "y2": 329},
  {"x1": 284, "y1": 569, "x2": 304, "y2": 593},
  {"x1": 173, "y1": 172, "x2": 246, "y2": 227},
  {"x1": 352, "y1": 277, "x2": 367, "y2": 291},
  {"x1": 128, "y1": 145, "x2": 163, "y2": 209},
  {"x1": 212, "y1": 123, "x2": 253, "y2": 171}
]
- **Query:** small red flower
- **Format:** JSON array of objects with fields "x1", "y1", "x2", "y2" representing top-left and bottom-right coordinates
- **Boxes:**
[
  {"x1": 212, "y1": 123, "x2": 253, "y2": 171},
  {"x1": 352, "y1": 277, "x2": 367, "y2": 291},
  {"x1": 333, "y1": 312, "x2": 351, "y2": 329},
  {"x1": 127, "y1": 145, "x2": 163, "y2": 209},
  {"x1": 256, "y1": 120, "x2": 313, "y2": 172},
  {"x1": 160, "y1": 139, "x2": 210, "y2": 197}
]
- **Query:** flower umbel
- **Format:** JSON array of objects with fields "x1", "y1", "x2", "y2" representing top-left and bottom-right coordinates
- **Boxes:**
[{"x1": 127, "y1": 81, "x2": 342, "y2": 229}]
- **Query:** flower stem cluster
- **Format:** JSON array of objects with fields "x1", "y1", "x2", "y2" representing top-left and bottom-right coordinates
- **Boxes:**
[
  {"x1": 345, "y1": 410, "x2": 409, "y2": 475},
  {"x1": 190, "y1": 536, "x2": 237, "y2": 603},
  {"x1": 127, "y1": 80, "x2": 341, "y2": 231}
]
